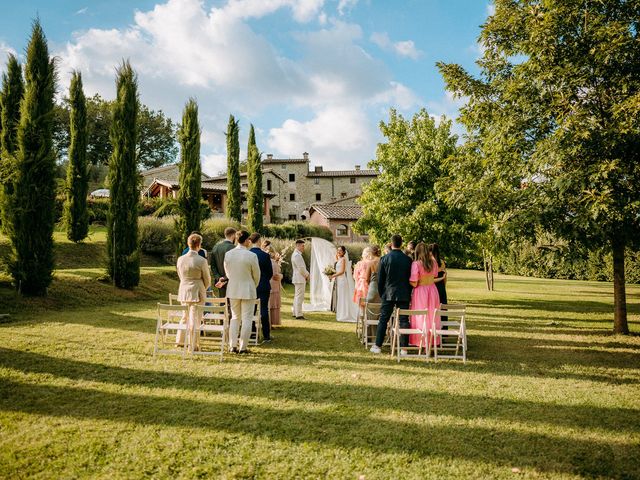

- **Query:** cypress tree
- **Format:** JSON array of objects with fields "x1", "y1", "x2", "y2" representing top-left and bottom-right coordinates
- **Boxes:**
[
  {"x1": 176, "y1": 98, "x2": 202, "y2": 248},
  {"x1": 64, "y1": 71, "x2": 89, "y2": 242},
  {"x1": 0, "y1": 54, "x2": 24, "y2": 237},
  {"x1": 107, "y1": 61, "x2": 140, "y2": 289},
  {"x1": 11, "y1": 20, "x2": 57, "y2": 295},
  {"x1": 246, "y1": 124, "x2": 263, "y2": 232},
  {"x1": 225, "y1": 114, "x2": 241, "y2": 222}
]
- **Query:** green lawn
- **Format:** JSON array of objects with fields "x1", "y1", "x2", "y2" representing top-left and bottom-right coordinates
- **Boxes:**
[{"x1": 0, "y1": 246, "x2": 639, "y2": 478}]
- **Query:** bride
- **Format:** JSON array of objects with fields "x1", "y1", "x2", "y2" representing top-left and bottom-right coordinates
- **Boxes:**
[{"x1": 330, "y1": 246, "x2": 358, "y2": 322}]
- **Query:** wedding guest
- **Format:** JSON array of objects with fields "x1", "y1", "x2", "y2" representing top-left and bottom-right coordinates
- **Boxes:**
[
  {"x1": 249, "y1": 233, "x2": 273, "y2": 342},
  {"x1": 409, "y1": 242, "x2": 440, "y2": 348},
  {"x1": 181, "y1": 231, "x2": 207, "y2": 258},
  {"x1": 371, "y1": 235, "x2": 413, "y2": 354},
  {"x1": 211, "y1": 227, "x2": 236, "y2": 297},
  {"x1": 291, "y1": 239, "x2": 309, "y2": 319},
  {"x1": 430, "y1": 243, "x2": 448, "y2": 322},
  {"x1": 224, "y1": 230, "x2": 260, "y2": 354},
  {"x1": 405, "y1": 240, "x2": 417, "y2": 260},
  {"x1": 266, "y1": 247, "x2": 283, "y2": 327},
  {"x1": 365, "y1": 245, "x2": 381, "y2": 303},
  {"x1": 382, "y1": 243, "x2": 392, "y2": 256},
  {"x1": 176, "y1": 233, "x2": 211, "y2": 351},
  {"x1": 353, "y1": 247, "x2": 371, "y2": 306}
]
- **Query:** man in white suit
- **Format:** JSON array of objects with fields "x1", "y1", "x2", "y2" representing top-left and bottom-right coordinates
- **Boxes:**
[
  {"x1": 291, "y1": 239, "x2": 309, "y2": 319},
  {"x1": 224, "y1": 230, "x2": 260, "y2": 353},
  {"x1": 176, "y1": 233, "x2": 211, "y2": 351}
]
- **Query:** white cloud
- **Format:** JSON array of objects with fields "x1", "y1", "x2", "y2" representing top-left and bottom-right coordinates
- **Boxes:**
[
  {"x1": 75, "y1": 7, "x2": 88, "y2": 15},
  {"x1": 337, "y1": 0, "x2": 358, "y2": 15},
  {"x1": 222, "y1": 0, "x2": 325, "y2": 22},
  {"x1": 202, "y1": 153, "x2": 227, "y2": 177},
  {"x1": 370, "y1": 31, "x2": 423, "y2": 60},
  {"x1": 487, "y1": 3, "x2": 496, "y2": 16}
]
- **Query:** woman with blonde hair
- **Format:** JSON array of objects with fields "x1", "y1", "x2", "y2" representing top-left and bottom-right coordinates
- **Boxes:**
[
  {"x1": 265, "y1": 246, "x2": 283, "y2": 327},
  {"x1": 364, "y1": 245, "x2": 382, "y2": 303},
  {"x1": 353, "y1": 246, "x2": 372, "y2": 306}
]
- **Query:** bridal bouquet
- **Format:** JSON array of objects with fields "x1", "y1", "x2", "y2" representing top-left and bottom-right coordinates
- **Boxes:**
[{"x1": 323, "y1": 265, "x2": 336, "y2": 276}]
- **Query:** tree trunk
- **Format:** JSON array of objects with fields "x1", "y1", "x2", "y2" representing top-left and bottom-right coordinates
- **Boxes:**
[
  {"x1": 483, "y1": 250, "x2": 490, "y2": 291},
  {"x1": 612, "y1": 238, "x2": 629, "y2": 335},
  {"x1": 488, "y1": 256, "x2": 494, "y2": 291}
]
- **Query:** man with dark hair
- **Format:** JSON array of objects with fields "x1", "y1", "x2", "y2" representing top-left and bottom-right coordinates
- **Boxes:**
[
  {"x1": 249, "y1": 232, "x2": 273, "y2": 342},
  {"x1": 211, "y1": 227, "x2": 237, "y2": 297},
  {"x1": 371, "y1": 234, "x2": 413, "y2": 355},
  {"x1": 291, "y1": 239, "x2": 309, "y2": 319},
  {"x1": 224, "y1": 230, "x2": 260, "y2": 353}
]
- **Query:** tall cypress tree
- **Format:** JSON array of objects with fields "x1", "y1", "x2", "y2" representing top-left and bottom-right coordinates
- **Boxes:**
[
  {"x1": 107, "y1": 61, "x2": 140, "y2": 289},
  {"x1": 246, "y1": 124, "x2": 263, "y2": 232},
  {"x1": 0, "y1": 54, "x2": 24, "y2": 237},
  {"x1": 176, "y1": 98, "x2": 202, "y2": 248},
  {"x1": 11, "y1": 20, "x2": 57, "y2": 296},
  {"x1": 225, "y1": 114, "x2": 241, "y2": 222},
  {"x1": 64, "y1": 71, "x2": 89, "y2": 243}
]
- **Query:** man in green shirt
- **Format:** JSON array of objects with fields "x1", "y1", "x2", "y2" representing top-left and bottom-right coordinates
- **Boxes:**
[{"x1": 211, "y1": 227, "x2": 237, "y2": 297}]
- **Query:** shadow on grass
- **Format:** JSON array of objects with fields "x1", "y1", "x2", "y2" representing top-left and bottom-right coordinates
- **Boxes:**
[{"x1": 1, "y1": 360, "x2": 638, "y2": 478}]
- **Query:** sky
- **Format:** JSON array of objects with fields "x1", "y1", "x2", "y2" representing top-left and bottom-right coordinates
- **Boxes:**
[{"x1": 0, "y1": 0, "x2": 491, "y2": 176}]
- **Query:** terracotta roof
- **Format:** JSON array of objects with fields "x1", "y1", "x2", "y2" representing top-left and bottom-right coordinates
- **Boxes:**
[
  {"x1": 306, "y1": 169, "x2": 378, "y2": 177},
  {"x1": 144, "y1": 178, "x2": 276, "y2": 197},
  {"x1": 207, "y1": 169, "x2": 287, "y2": 183},
  {"x1": 309, "y1": 203, "x2": 363, "y2": 220},
  {"x1": 141, "y1": 164, "x2": 212, "y2": 186},
  {"x1": 261, "y1": 158, "x2": 308, "y2": 164}
]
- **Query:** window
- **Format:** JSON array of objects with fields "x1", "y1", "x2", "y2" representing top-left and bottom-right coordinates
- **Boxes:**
[
  {"x1": 288, "y1": 214, "x2": 297, "y2": 220},
  {"x1": 314, "y1": 178, "x2": 320, "y2": 185},
  {"x1": 266, "y1": 179, "x2": 272, "y2": 191},
  {"x1": 350, "y1": 177, "x2": 356, "y2": 184},
  {"x1": 341, "y1": 192, "x2": 347, "y2": 198},
  {"x1": 315, "y1": 193, "x2": 321, "y2": 201},
  {"x1": 281, "y1": 164, "x2": 286, "y2": 169},
  {"x1": 301, "y1": 214, "x2": 306, "y2": 220},
  {"x1": 336, "y1": 224, "x2": 349, "y2": 237},
  {"x1": 289, "y1": 173, "x2": 296, "y2": 182},
  {"x1": 289, "y1": 193, "x2": 296, "y2": 201}
]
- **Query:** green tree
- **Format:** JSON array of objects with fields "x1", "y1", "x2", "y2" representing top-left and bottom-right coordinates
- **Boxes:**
[
  {"x1": 176, "y1": 98, "x2": 202, "y2": 249},
  {"x1": 246, "y1": 124, "x2": 263, "y2": 232},
  {"x1": 438, "y1": 0, "x2": 640, "y2": 334},
  {"x1": 64, "y1": 71, "x2": 89, "y2": 243},
  {"x1": 107, "y1": 61, "x2": 140, "y2": 289},
  {"x1": 226, "y1": 114, "x2": 241, "y2": 222},
  {"x1": 355, "y1": 108, "x2": 480, "y2": 266},
  {"x1": 0, "y1": 54, "x2": 24, "y2": 237},
  {"x1": 10, "y1": 20, "x2": 57, "y2": 295}
]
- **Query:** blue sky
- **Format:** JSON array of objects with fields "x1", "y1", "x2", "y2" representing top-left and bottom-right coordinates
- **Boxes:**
[{"x1": 0, "y1": 0, "x2": 490, "y2": 175}]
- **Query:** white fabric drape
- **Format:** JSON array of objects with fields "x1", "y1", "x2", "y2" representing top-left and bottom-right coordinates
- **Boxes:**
[{"x1": 303, "y1": 237, "x2": 336, "y2": 312}]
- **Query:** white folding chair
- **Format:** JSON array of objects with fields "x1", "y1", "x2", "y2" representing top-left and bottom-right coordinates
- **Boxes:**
[
  {"x1": 438, "y1": 303, "x2": 466, "y2": 346},
  {"x1": 248, "y1": 299, "x2": 262, "y2": 346},
  {"x1": 429, "y1": 309, "x2": 467, "y2": 363},
  {"x1": 154, "y1": 303, "x2": 189, "y2": 357},
  {"x1": 192, "y1": 301, "x2": 228, "y2": 360},
  {"x1": 362, "y1": 302, "x2": 384, "y2": 348},
  {"x1": 356, "y1": 301, "x2": 366, "y2": 341},
  {"x1": 389, "y1": 308, "x2": 430, "y2": 362}
]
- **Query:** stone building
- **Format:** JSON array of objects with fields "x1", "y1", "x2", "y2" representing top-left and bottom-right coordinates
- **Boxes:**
[
  {"x1": 141, "y1": 152, "x2": 378, "y2": 225},
  {"x1": 308, "y1": 196, "x2": 368, "y2": 242}
]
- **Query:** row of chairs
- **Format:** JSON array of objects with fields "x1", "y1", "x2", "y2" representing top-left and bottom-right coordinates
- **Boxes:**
[
  {"x1": 153, "y1": 295, "x2": 263, "y2": 360},
  {"x1": 356, "y1": 301, "x2": 468, "y2": 363}
]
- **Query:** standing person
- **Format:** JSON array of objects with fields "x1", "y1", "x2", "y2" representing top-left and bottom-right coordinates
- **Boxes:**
[
  {"x1": 409, "y1": 242, "x2": 441, "y2": 347},
  {"x1": 353, "y1": 247, "x2": 371, "y2": 306},
  {"x1": 249, "y1": 233, "x2": 273, "y2": 342},
  {"x1": 405, "y1": 240, "x2": 417, "y2": 260},
  {"x1": 371, "y1": 234, "x2": 413, "y2": 355},
  {"x1": 291, "y1": 239, "x2": 309, "y2": 319},
  {"x1": 266, "y1": 247, "x2": 283, "y2": 327},
  {"x1": 331, "y1": 246, "x2": 358, "y2": 322},
  {"x1": 224, "y1": 230, "x2": 260, "y2": 354},
  {"x1": 181, "y1": 231, "x2": 207, "y2": 258},
  {"x1": 365, "y1": 245, "x2": 382, "y2": 303},
  {"x1": 176, "y1": 233, "x2": 211, "y2": 351},
  {"x1": 211, "y1": 227, "x2": 236, "y2": 297},
  {"x1": 382, "y1": 243, "x2": 392, "y2": 256},
  {"x1": 430, "y1": 243, "x2": 448, "y2": 323}
]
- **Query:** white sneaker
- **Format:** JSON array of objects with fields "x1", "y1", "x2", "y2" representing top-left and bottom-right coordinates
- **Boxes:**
[
  {"x1": 370, "y1": 345, "x2": 381, "y2": 354},
  {"x1": 400, "y1": 349, "x2": 409, "y2": 357}
]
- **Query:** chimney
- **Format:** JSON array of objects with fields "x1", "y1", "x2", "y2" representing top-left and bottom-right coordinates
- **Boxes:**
[
  {"x1": 355, "y1": 165, "x2": 361, "y2": 171},
  {"x1": 314, "y1": 165, "x2": 323, "y2": 173},
  {"x1": 303, "y1": 152, "x2": 309, "y2": 161},
  {"x1": 266, "y1": 154, "x2": 273, "y2": 160}
]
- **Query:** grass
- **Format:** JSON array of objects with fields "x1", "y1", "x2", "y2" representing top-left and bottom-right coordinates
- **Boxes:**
[{"x1": 0, "y1": 231, "x2": 639, "y2": 478}]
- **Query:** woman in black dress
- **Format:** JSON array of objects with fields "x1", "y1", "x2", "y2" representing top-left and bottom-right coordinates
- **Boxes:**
[{"x1": 430, "y1": 244, "x2": 447, "y2": 321}]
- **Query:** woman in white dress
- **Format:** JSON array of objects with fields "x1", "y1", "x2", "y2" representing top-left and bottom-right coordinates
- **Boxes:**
[{"x1": 331, "y1": 246, "x2": 358, "y2": 322}]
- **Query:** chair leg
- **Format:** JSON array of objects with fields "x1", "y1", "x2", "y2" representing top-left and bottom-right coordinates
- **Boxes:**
[{"x1": 154, "y1": 320, "x2": 160, "y2": 357}]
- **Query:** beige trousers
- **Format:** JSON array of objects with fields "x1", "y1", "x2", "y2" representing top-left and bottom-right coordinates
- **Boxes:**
[
  {"x1": 175, "y1": 301, "x2": 202, "y2": 351},
  {"x1": 229, "y1": 298, "x2": 255, "y2": 351},
  {"x1": 292, "y1": 282, "x2": 305, "y2": 317}
]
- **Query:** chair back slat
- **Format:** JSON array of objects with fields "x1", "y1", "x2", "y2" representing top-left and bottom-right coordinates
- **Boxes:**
[{"x1": 158, "y1": 303, "x2": 188, "y2": 312}]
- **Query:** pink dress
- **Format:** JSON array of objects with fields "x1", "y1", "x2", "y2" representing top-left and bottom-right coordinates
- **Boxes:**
[
  {"x1": 409, "y1": 260, "x2": 440, "y2": 346},
  {"x1": 269, "y1": 260, "x2": 282, "y2": 326},
  {"x1": 352, "y1": 260, "x2": 370, "y2": 305}
]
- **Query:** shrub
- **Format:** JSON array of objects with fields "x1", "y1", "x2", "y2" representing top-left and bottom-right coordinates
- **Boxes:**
[
  {"x1": 138, "y1": 216, "x2": 176, "y2": 256},
  {"x1": 87, "y1": 198, "x2": 109, "y2": 224}
]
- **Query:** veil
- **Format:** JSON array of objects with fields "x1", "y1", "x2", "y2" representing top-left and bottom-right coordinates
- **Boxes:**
[
  {"x1": 338, "y1": 250, "x2": 359, "y2": 322},
  {"x1": 303, "y1": 237, "x2": 336, "y2": 312}
]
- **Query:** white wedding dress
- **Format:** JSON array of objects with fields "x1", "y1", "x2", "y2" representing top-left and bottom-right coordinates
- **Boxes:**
[{"x1": 335, "y1": 254, "x2": 358, "y2": 323}]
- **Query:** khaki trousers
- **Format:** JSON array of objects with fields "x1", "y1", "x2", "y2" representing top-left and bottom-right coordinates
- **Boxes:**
[
  {"x1": 292, "y1": 282, "x2": 305, "y2": 317},
  {"x1": 229, "y1": 298, "x2": 255, "y2": 351}
]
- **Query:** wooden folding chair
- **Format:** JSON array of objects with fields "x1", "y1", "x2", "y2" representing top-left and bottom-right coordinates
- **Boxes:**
[
  {"x1": 429, "y1": 309, "x2": 467, "y2": 363},
  {"x1": 247, "y1": 299, "x2": 262, "y2": 346},
  {"x1": 192, "y1": 301, "x2": 228, "y2": 360},
  {"x1": 154, "y1": 303, "x2": 189, "y2": 357},
  {"x1": 389, "y1": 308, "x2": 430, "y2": 362}
]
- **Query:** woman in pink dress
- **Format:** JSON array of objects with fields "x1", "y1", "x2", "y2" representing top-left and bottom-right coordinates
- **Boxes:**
[
  {"x1": 265, "y1": 247, "x2": 283, "y2": 327},
  {"x1": 353, "y1": 247, "x2": 371, "y2": 306},
  {"x1": 409, "y1": 242, "x2": 440, "y2": 347}
]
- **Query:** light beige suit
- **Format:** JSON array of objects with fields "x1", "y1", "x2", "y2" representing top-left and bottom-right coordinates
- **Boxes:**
[
  {"x1": 291, "y1": 249, "x2": 308, "y2": 318},
  {"x1": 176, "y1": 250, "x2": 211, "y2": 349},
  {"x1": 224, "y1": 245, "x2": 260, "y2": 350}
]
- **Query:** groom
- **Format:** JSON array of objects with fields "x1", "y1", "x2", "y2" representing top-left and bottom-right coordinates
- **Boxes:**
[
  {"x1": 291, "y1": 239, "x2": 309, "y2": 319},
  {"x1": 371, "y1": 234, "x2": 413, "y2": 354}
]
